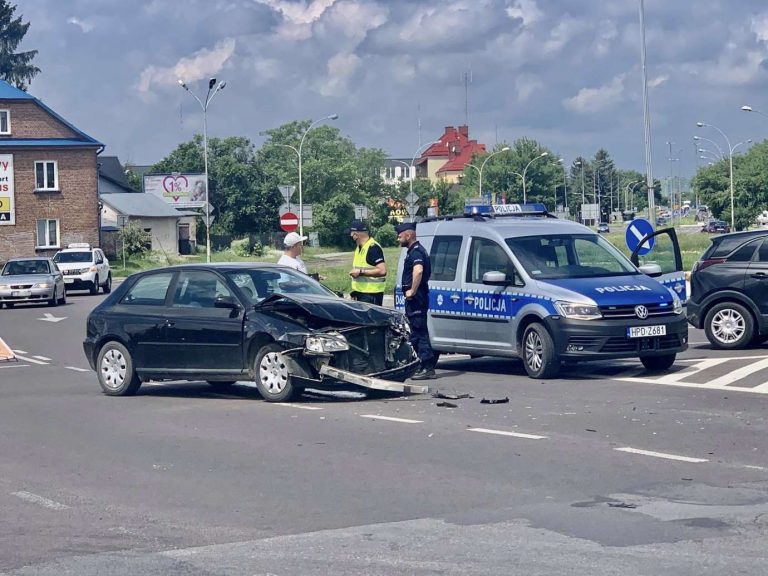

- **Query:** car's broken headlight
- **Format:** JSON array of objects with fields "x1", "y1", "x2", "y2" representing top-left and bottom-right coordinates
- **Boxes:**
[
  {"x1": 305, "y1": 333, "x2": 349, "y2": 353},
  {"x1": 390, "y1": 314, "x2": 411, "y2": 336}
]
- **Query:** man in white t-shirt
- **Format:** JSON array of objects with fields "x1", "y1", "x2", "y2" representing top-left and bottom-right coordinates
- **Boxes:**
[{"x1": 277, "y1": 232, "x2": 308, "y2": 273}]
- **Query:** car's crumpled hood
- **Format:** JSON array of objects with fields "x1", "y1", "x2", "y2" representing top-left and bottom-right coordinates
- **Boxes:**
[
  {"x1": 257, "y1": 293, "x2": 400, "y2": 326},
  {"x1": 0, "y1": 274, "x2": 53, "y2": 285}
]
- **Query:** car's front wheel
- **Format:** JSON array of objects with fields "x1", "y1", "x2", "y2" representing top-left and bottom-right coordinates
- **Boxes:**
[
  {"x1": 704, "y1": 301, "x2": 754, "y2": 350},
  {"x1": 90, "y1": 275, "x2": 99, "y2": 296},
  {"x1": 96, "y1": 341, "x2": 142, "y2": 396},
  {"x1": 103, "y1": 274, "x2": 112, "y2": 294},
  {"x1": 521, "y1": 323, "x2": 560, "y2": 379},
  {"x1": 641, "y1": 354, "x2": 676, "y2": 371},
  {"x1": 57, "y1": 287, "x2": 66, "y2": 305},
  {"x1": 254, "y1": 343, "x2": 299, "y2": 402}
]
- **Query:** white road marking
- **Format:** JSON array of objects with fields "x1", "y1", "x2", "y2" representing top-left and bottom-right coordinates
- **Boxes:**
[
  {"x1": 13, "y1": 354, "x2": 48, "y2": 365},
  {"x1": 38, "y1": 313, "x2": 67, "y2": 323},
  {"x1": 743, "y1": 465, "x2": 767, "y2": 471},
  {"x1": 360, "y1": 414, "x2": 423, "y2": 424},
  {"x1": 0, "y1": 364, "x2": 27, "y2": 369},
  {"x1": 706, "y1": 357, "x2": 768, "y2": 387},
  {"x1": 32, "y1": 355, "x2": 51, "y2": 361},
  {"x1": 66, "y1": 366, "x2": 90, "y2": 372},
  {"x1": 273, "y1": 403, "x2": 323, "y2": 411},
  {"x1": 12, "y1": 349, "x2": 28, "y2": 354},
  {"x1": 467, "y1": 427, "x2": 548, "y2": 440},
  {"x1": 11, "y1": 491, "x2": 70, "y2": 510},
  {"x1": 615, "y1": 447, "x2": 708, "y2": 463}
]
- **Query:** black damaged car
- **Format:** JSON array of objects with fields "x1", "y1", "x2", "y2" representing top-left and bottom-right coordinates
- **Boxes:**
[{"x1": 83, "y1": 264, "x2": 420, "y2": 401}]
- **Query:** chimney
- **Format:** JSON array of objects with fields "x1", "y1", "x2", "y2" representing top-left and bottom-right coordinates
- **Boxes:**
[{"x1": 458, "y1": 125, "x2": 469, "y2": 137}]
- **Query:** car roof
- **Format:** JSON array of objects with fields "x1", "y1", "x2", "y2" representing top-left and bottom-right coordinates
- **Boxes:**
[
  {"x1": 134, "y1": 262, "x2": 290, "y2": 274},
  {"x1": 416, "y1": 216, "x2": 593, "y2": 238},
  {"x1": 712, "y1": 229, "x2": 767, "y2": 242},
  {"x1": 7, "y1": 256, "x2": 53, "y2": 262}
]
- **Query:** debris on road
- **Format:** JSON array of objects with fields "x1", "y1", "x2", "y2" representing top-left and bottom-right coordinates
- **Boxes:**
[
  {"x1": 436, "y1": 401, "x2": 458, "y2": 408},
  {"x1": 433, "y1": 390, "x2": 473, "y2": 400},
  {"x1": 480, "y1": 397, "x2": 509, "y2": 404}
]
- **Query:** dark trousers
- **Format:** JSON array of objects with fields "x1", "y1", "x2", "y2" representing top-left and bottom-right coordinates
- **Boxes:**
[
  {"x1": 351, "y1": 291, "x2": 384, "y2": 306},
  {"x1": 407, "y1": 313, "x2": 434, "y2": 370}
]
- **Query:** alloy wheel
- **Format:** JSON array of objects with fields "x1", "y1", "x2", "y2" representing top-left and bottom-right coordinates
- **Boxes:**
[{"x1": 711, "y1": 308, "x2": 746, "y2": 344}]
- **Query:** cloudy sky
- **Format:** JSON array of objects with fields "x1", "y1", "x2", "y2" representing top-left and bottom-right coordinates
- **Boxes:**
[{"x1": 12, "y1": 0, "x2": 768, "y2": 178}]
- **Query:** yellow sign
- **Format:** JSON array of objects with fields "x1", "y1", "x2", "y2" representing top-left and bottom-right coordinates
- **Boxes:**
[{"x1": 0, "y1": 154, "x2": 14, "y2": 225}]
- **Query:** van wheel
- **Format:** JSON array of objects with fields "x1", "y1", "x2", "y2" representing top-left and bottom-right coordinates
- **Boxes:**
[
  {"x1": 522, "y1": 323, "x2": 560, "y2": 379},
  {"x1": 704, "y1": 302, "x2": 754, "y2": 349},
  {"x1": 96, "y1": 341, "x2": 141, "y2": 396},
  {"x1": 640, "y1": 354, "x2": 676, "y2": 371},
  {"x1": 90, "y1": 276, "x2": 99, "y2": 295},
  {"x1": 254, "y1": 343, "x2": 299, "y2": 402}
]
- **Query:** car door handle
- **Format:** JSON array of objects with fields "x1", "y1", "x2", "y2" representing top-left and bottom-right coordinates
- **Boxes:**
[{"x1": 751, "y1": 273, "x2": 768, "y2": 279}]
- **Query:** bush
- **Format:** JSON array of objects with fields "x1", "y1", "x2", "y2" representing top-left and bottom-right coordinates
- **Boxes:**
[
  {"x1": 119, "y1": 225, "x2": 152, "y2": 257},
  {"x1": 374, "y1": 222, "x2": 398, "y2": 247},
  {"x1": 231, "y1": 237, "x2": 265, "y2": 257}
]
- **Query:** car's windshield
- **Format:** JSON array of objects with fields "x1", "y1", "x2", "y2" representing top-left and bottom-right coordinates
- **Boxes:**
[
  {"x1": 53, "y1": 252, "x2": 92, "y2": 263},
  {"x1": 2, "y1": 260, "x2": 51, "y2": 275},
  {"x1": 506, "y1": 234, "x2": 638, "y2": 279},
  {"x1": 224, "y1": 268, "x2": 336, "y2": 304}
]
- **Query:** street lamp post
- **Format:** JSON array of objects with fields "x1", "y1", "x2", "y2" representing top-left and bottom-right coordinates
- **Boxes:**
[
  {"x1": 467, "y1": 146, "x2": 511, "y2": 202},
  {"x1": 696, "y1": 122, "x2": 751, "y2": 230},
  {"x1": 178, "y1": 77, "x2": 226, "y2": 263},
  {"x1": 297, "y1": 114, "x2": 338, "y2": 236},
  {"x1": 522, "y1": 152, "x2": 549, "y2": 203},
  {"x1": 626, "y1": 180, "x2": 643, "y2": 213},
  {"x1": 741, "y1": 105, "x2": 768, "y2": 120}
]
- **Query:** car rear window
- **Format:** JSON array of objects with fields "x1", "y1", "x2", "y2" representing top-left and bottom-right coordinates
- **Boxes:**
[
  {"x1": 54, "y1": 251, "x2": 92, "y2": 263},
  {"x1": 707, "y1": 234, "x2": 768, "y2": 258}
]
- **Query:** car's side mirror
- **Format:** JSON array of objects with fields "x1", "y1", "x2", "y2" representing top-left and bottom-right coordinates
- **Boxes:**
[
  {"x1": 638, "y1": 263, "x2": 662, "y2": 277},
  {"x1": 482, "y1": 271, "x2": 509, "y2": 285},
  {"x1": 214, "y1": 295, "x2": 241, "y2": 309}
]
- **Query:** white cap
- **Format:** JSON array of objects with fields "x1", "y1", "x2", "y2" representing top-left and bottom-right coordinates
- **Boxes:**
[{"x1": 284, "y1": 232, "x2": 308, "y2": 247}]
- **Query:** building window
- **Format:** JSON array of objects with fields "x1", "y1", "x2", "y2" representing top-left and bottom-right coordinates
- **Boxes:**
[
  {"x1": 34, "y1": 161, "x2": 59, "y2": 191},
  {"x1": 36, "y1": 219, "x2": 60, "y2": 248},
  {"x1": 0, "y1": 110, "x2": 9, "y2": 135}
]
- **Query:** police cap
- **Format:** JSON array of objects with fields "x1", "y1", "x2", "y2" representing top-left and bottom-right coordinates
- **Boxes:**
[{"x1": 395, "y1": 222, "x2": 416, "y2": 234}]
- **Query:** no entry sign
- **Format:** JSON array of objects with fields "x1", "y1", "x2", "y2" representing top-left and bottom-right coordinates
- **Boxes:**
[{"x1": 279, "y1": 211, "x2": 299, "y2": 232}]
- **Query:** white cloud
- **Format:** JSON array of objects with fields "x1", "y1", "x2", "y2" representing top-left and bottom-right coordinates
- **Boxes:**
[
  {"x1": 390, "y1": 55, "x2": 417, "y2": 84},
  {"x1": 67, "y1": 17, "x2": 95, "y2": 33},
  {"x1": 506, "y1": 0, "x2": 542, "y2": 26},
  {"x1": 317, "y1": 51, "x2": 361, "y2": 97},
  {"x1": 255, "y1": 0, "x2": 338, "y2": 39},
  {"x1": 751, "y1": 13, "x2": 768, "y2": 43},
  {"x1": 322, "y1": 1, "x2": 388, "y2": 43},
  {"x1": 593, "y1": 21, "x2": 617, "y2": 56},
  {"x1": 543, "y1": 19, "x2": 584, "y2": 55},
  {"x1": 562, "y1": 74, "x2": 625, "y2": 114},
  {"x1": 515, "y1": 74, "x2": 543, "y2": 102},
  {"x1": 137, "y1": 38, "x2": 237, "y2": 93},
  {"x1": 700, "y1": 42, "x2": 765, "y2": 85},
  {"x1": 648, "y1": 74, "x2": 668, "y2": 88}
]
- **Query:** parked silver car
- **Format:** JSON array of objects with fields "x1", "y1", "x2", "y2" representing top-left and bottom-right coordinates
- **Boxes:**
[{"x1": 0, "y1": 257, "x2": 67, "y2": 308}]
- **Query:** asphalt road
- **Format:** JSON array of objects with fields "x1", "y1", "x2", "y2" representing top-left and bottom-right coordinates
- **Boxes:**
[{"x1": 1, "y1": 289, "x2": 767, "y2": 575}]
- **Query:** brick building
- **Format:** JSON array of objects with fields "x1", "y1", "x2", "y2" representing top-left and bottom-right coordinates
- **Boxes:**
[{"x1": 0, "y1": 80, "x2": 103, "y2": 262}]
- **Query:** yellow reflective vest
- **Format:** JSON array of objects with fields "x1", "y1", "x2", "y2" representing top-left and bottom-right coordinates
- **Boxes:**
[{"x1": 351, "y1": 237, "x2": 386, "y2": 294}]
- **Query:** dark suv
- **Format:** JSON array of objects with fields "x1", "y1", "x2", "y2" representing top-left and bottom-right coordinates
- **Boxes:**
[{"x1": 687, "y1": 230, "x2": 768, "y2": 349}]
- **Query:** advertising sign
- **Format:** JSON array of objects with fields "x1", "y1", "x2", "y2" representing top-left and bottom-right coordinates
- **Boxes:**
[
  {"x1": 0, "y1": 154, "x2": 14, "y2": 225},
  {"x1": 143, "y1": 173, "x2": 207, "y2": 208}
]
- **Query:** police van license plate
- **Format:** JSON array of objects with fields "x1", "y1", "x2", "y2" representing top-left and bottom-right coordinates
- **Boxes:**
[{"x1": 627, "y1": 325, "x2": 666, "y2": 338}]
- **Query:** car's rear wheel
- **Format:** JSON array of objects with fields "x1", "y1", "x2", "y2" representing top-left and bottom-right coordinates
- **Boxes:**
[
  {"x1": 254, "y1": 343, "x2": 299, "y2": 402},
  {"x1": 704, "y1": 301, "x2": 754, "y2": 350},
  {"x1": 641, "y1": 354, "x2": 676, "y2": 371},
  {"x1": 90, "y1": 276, "x2": 99, "y2": 296},
  {"x1": 103, "y1": 274, "x2": 112, "y2": 294},
  {"x1": 522, "y1": 323, "x2": 560, "y2": 379},
  {"x1": 96, "y1": 341, "x2": 141, "y2": 396}
]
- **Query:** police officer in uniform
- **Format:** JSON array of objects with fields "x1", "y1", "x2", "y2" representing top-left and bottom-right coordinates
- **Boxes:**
[
  {"x1": 396, "y1": 222, "x2": 436, "y2": 380},
  {"x1": 348, "y1": 220, "x2": 387, "y2": 305}
]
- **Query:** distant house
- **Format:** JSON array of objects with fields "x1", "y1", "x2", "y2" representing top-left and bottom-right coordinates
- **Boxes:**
[
  {"x1": 415, "y1": 125, "x2": 486, "y2": 184},
  {"x1": 381, "y1": 158, "x2": 415, "y2": 185},
  {"x1": 100, "y1": 193, "x2": 198, "y2": 257},
  {"x1": 98, "y1": 156, "x2": 137, "y2": 195},
  {"x1": 0, "y1": 79, "x2": 103, "y2": 261}
]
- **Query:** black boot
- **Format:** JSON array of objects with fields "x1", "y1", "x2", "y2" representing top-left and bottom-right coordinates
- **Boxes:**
[{"x1": 411, "y1": 368, "x2": 436, "y2": 380}]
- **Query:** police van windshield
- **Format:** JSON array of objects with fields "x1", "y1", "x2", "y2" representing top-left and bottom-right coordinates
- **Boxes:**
[{"x1": 506, "y1": 234, "x2": 638, "y2": 279}]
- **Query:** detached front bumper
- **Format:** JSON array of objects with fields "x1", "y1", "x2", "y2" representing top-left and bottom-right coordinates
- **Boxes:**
[
  {"x1": 319, "y1": 361, "x2": 428, "y2": 395},
  {"x1": 544, "y1": 314, "x2": 688, "y2": 360}
]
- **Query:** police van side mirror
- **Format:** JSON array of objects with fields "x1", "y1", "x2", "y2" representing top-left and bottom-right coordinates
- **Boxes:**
[
  {"x1": 638, "y1": 263, "x2": 662, "y2": 277},
  {"x1": 482, "y1": 271, "x2": 508, "y2": 285}
]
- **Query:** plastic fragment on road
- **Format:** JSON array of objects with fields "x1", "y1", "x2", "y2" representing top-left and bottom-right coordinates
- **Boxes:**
[
  {"x1": 432, "y1": 390, "x2": 473, "y2": 400},
  {"x1": 480, "y1": 397, "x2": 509, "y2": 404},
  {"x1": 436, "y1": 401, "x2": 458, "y2": 408},
  {"x1": 0, "y1": 337, "x2": 16, "y2": 362}
]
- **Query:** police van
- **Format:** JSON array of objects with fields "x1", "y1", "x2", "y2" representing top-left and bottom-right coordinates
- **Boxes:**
[{"x1": 395, "y1": 203, "x2": 687, "y2": 379}]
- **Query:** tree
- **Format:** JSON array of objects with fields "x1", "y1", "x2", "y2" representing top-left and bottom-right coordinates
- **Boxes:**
[
  {"x1": 313, "y1": 194, "x2": 354, "y2": 247},
  {"x1": 0, "y1": 1, "x2": 40, "y2": 90},
  {"x1": 152, "y1": 135, "x2": 281, "y2": 238}
]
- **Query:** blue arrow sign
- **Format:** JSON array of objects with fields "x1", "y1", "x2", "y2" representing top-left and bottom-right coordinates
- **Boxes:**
[{"x1": 626, "y1": 218, "x2": 655, "y2": 255}]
